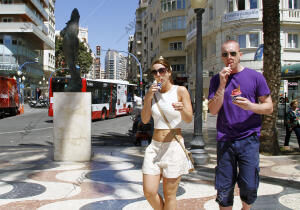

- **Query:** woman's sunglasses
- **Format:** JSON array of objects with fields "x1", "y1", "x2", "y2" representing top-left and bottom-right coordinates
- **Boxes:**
[
  {"x1": 151, "y1": 67, "x2": 168, "y2": 76},
  {"x1": 222, "y1": 51, "x2": 237, "y2": 57}
]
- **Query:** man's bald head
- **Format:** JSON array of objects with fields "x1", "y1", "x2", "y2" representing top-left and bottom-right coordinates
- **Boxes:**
[{"x1": 222, "y1": 40, "x2": 240, "y2": 51}]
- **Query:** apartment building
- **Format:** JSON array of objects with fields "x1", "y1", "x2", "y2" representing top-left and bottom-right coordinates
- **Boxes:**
[
  {"x1": 133, "y1": 0, "x2": 188, "y2": 85},
  {"x1": 105, "y1": 50, "x2": 127, "y2": 80},
  {"x1": 186, "y1": 0, "x2": 300, "y2": 99},
  {"x1": 0, "y1": 0, "x2": 55, "y2": 97},
  {"x1": 43, "y1": 0, "x2": 55, "y2": 95}
]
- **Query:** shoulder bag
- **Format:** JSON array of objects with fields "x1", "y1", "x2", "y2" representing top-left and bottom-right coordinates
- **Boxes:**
[{"x1": 153, "y1": 94, "x2": 194, "y2": 172}]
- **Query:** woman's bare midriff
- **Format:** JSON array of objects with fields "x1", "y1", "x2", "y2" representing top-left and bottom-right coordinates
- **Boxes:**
[{"x1": 152, "y1": 128, "x2": 182, "y2": 142}]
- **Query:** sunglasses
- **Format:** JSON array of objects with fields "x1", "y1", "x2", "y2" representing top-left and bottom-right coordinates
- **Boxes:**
[
  {"x1": 222, "y1": 51, "x2": 238, "y2": 57},
  {"x1": 151, "y1": 67, "x2": 167, "y2": 76}
]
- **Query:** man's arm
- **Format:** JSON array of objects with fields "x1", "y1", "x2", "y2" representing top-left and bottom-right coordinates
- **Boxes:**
[
  {"x1": 208, "y1": 85, "x2": 226, "y2": 115},
  {"x1": 234, "y1": 95, "x2": 273, "y2": 115}
]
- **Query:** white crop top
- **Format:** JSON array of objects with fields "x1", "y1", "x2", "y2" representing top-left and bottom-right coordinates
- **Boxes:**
[{"x1": 151, "y1": 85, "x2": 182, "y2": 129}]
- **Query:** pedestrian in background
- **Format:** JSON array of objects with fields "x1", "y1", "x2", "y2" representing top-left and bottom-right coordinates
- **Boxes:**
[
  {"x1": 202, "y1": 96, "x2": 209, "y2": 122},
  {"x1": 141, "y1": 58, "x2": 193, "y2": 210},
  {"x1": 284, "y1": 99, "x2": 300, "y2": 150},
  {"x1": 208, "y1": 40, "x2": 273, "y2": 210}
]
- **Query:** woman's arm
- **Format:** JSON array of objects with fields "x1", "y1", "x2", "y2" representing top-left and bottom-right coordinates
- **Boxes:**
[
  {"x1": 141, "y1": 84, "x2": 160, "y2": 124},
  {"x1": 173, "y1": 86, "x2": 193, "y2": 123}
]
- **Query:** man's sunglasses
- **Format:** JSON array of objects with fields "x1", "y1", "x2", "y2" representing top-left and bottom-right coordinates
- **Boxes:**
[
  {"x1": 222, "y1": 51, "x2": 238, "y2": 57},
  {"x1": 151, "y1": 67, "x2": 167, "y2": 76}
]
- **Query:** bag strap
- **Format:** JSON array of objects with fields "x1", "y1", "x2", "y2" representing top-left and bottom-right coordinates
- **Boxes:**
[{"x1": 153, "y1": 94, "x2": 192, "y2": 161}]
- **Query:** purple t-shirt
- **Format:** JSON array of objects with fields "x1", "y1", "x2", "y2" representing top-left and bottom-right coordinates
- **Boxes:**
[{"x1": 208, "y1": 68, "x2": 270, "y2": 141}]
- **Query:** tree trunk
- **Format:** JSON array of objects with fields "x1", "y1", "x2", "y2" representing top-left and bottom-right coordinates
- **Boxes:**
[{"x1": 260, "y1": 0, "x2": 281, "y2": 155}]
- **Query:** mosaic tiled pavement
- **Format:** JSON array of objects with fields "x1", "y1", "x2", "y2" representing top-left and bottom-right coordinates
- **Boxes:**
[{"x1": 0, "y1": 146, "x2": 299, "y2": 210}]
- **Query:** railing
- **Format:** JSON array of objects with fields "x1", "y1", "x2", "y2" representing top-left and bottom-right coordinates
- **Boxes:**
[{"x1": 281, "y1": 9, "x2": 300, "y2": 21}]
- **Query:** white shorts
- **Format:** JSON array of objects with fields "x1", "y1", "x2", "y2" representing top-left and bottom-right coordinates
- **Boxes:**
[{"x1": 142, "y1": 139, "x2": 190, "y2": 178}]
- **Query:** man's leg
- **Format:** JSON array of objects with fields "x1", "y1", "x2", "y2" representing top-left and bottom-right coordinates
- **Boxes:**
[
  {"x1": 215, "y1": 141, "x2": 237, "y2": 209},
  {"x1": 237, "y1": 134, "x2": 260, "y2": 209}
]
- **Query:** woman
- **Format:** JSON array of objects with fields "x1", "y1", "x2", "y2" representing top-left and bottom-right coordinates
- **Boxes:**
[
  {"x1": 284, "y1": 99, "x2": 300, "y2": 149},
  {"x1": 141, "y1": 58, "x2": 193, "y2": 210}
]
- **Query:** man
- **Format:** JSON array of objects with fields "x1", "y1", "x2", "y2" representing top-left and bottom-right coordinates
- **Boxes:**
[{"x1": 208, "y1": 40, "x2": 273, "y2": 210}]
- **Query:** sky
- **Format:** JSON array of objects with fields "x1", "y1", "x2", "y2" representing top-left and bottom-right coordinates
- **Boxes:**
[{"x1": 55, "y1": 0, "x2": 139, "y2": 66}]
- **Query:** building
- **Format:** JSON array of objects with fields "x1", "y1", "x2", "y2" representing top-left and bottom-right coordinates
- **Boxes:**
[
  {"x1": 131, "y1": 0, "x2": 188, "y2": 86},
  {"x1": 0, "y1": 0, "x2": 55, "y2": 98},
  {"x1": 105, "y1": 50, "x2": 128, "y2": 80},
  {"x1": 186, "y1": 0, "x2": 300, "y2": 100},
  {"x1": 131, "y1": 0, "x2": 300, "y2": 102},
  {"x1": 105, "y1": 50, "x2": 118, "y2": 80},
  {"x1": 43, "y1": 0, "x2": 56, "y2": 97},
  {"x1": 127, "y1": 35, "x2": 135, "y2": 82},
  {"x1": 119, "y1": 54, "x2": 128, "y2": 80}
]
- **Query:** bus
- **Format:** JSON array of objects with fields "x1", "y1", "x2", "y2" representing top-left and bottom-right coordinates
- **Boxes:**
[
  {"x1": 48, "y1": 77, "x2": 136, "y2": 120},
  {"x1": 0, "y1": 76, "x2": 20, "y2": 118}
]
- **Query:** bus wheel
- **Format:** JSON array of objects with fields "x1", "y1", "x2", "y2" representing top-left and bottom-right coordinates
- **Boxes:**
[{"x1": 101, "y1": 109, "x2": 107, "y2": 120}]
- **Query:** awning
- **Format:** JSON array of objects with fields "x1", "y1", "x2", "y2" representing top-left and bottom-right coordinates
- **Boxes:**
[{"x1": 281, "y1": 63, "x2": 300, "y2": 78}]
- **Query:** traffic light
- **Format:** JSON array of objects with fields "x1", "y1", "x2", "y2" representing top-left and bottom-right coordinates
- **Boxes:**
[{"x1": 96, "y1": 46, "x2": 101, "y2": 56}]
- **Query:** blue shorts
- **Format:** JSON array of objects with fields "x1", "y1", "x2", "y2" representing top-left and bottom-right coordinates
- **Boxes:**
[{"x1": 215, "y1": 134, "x2": 260, "y2": 207}]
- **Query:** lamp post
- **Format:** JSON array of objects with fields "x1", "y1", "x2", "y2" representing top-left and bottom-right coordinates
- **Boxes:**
[{"x1": 189, "y1": 0, "x2": 209, "y2": 165}]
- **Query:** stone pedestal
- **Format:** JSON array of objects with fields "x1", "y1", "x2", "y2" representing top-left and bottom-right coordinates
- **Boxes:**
[{"x1": 53, "y1": 92, "x2": 91, "y2": 161}]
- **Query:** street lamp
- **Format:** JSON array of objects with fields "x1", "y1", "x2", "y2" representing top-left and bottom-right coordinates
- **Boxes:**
[{"x1": 189, "y1": 0, "x2": 209, "y2": 165}]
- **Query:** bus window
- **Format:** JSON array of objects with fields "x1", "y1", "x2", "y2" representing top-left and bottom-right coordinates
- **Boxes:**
[{"x1": 127, "y1": 85, "x2": 135, "y2": 102}]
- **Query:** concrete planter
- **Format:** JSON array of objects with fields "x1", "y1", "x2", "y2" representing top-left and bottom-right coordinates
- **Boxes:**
[{"x1": 53, "y1": 92, "x2": 91, "y2": 161}]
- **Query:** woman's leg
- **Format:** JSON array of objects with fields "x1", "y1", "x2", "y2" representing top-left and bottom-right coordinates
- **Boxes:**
[
  {"x1": 284, "y1": 126, "x2": 292, "y2": 146},
  {"x1": 162, "y1": 176, "x2": 181, "y2": 210},
  {"x1": 143, "y1": 174, "x2": 164, "y2": 210}
]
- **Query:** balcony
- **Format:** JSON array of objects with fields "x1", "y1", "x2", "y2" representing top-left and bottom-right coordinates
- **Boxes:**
[
  {"x1": 161, "y1": 50, "x2": 185, "y2": 59},
  {"x1": 0, "y1": 22, "x2": 54, "y2": 50},
  {"x1": 160, "y1": 29, "x2": 186, "y2": 40},
  {"x1": 281, "y1": 9, "x2": 300, "y2": 22},
  {"x1": 30, "y1": 0, "x2": 48, "y2": 20},
  {"x1": 0, "y1": 4, "x2": 48, "y2": 33}
]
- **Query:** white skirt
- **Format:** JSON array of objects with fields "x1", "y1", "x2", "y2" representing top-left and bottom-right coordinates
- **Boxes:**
[{"x1": 142, "y1": 138, "x2": 191, "y2": 178}]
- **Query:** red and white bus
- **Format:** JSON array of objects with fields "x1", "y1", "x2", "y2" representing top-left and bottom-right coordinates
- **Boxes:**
[
  {"x1": 48, "y1": 77, "x2": 136, "y2": 120},
  {"x1": 0, "y1": 76, "x2": 20, "y2": 118}
]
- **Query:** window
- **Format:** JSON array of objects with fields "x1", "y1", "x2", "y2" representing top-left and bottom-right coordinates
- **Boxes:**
[
  {"x1": 238, "y1": 34, "x2": 246, "y2": 48},
  {"x1": 161, "y1": 16, "x2": 186, "y2": 32},
  {"x1": 3, "y1": 0, "x2": 13, "y2": 4},
  {"x1": 211, "y1": 41, "x2": 216, "y2": 55},
  {"x1": 2, "y1": 17, "x2": 13, "y2": 22},
  {"x1": 171, "y1": 64, "x2": 185, "y2": 72},
  {"x1": 289, "y1": 0, "x2": 300, "y2": 9},
  {"x1": 177, "y1": 0, "x2": 185, "y2": 9},
  {"x1": 209, "y1": 6, "x2": 214, "y2": 20},
  {"x1": 249, "y1": 33, "x2": 259, "y2": 47},
  {"x1": 161, "y1": 0, "x2": 185, "y2": 12},
  {"x1": 238, "y1": 0, "x2": 245, "y2": 10},
  {"x1": 228, "y1": 0, "x2": 234, "y2": 12},
  {"x1": 169, "y1": 42, "x2": 183, "y2": 50},
  {"x1": 250, "y1": 0, "x2": 258, "y2": 9},
  {"x1": 288, "y1": 34, "x2": 298, "y2": 48}
]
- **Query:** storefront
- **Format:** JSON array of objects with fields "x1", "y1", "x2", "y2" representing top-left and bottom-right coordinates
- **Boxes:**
[{"x1": 281, "y1": 63, "x2": 300, "y2": 102}]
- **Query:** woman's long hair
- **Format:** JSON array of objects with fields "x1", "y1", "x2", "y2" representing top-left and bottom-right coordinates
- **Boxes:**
[{"x1": 151, "y1": 58, "x2": 174, "y2": 84}]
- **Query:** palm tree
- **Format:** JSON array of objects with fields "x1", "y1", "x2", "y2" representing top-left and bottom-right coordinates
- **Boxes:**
[{"x1": 260, "y1": 0, "x2": 281, "y2": 155}]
